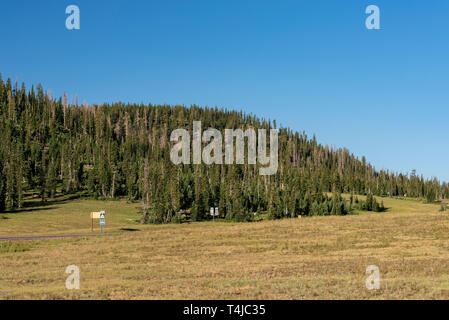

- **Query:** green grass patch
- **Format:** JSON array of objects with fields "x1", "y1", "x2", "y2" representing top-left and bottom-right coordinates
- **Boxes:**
[{"x1": 0, "y1": 241, "x2": 33, "y2": 253}]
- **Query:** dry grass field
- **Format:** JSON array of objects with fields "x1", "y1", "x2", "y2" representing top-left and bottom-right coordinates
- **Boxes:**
[{"x1": 0, "y1": 196, "x2": 448, "y2": 299}]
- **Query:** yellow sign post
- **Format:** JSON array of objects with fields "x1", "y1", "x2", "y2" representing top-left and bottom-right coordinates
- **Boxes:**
[{"x1": 90, "y1": 211, "x2": 102, "y2": 232}]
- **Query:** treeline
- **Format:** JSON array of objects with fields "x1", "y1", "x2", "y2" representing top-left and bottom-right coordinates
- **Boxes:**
[{"x1": 0, "y1": 76, "x2": 448, "y2": 222}]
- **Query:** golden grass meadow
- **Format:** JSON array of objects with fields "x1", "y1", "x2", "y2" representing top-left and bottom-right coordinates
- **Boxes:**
[{"x1": 0, "y1": 195, "x2": 448, "y2": 299}]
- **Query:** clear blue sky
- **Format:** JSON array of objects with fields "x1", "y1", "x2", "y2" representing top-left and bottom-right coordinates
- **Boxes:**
[{"x1": 1, "y1": 0, "x2": 448, "y2": 181}]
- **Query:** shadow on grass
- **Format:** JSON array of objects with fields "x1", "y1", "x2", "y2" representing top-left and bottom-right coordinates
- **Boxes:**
[
  {"x1": 119, "y1": 228, "x2": 141, "y2": 232},
  {"x1": 1, "y1": 206, "x2": 61, "y2": 215},
  {"x1": 0, "y1": 193, "x2": 83, "y2": 215}
]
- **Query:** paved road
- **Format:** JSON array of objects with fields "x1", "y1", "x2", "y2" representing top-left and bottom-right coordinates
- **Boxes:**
[{"x1": 0, "y1": 232, "x2": 119, "y2": 241}]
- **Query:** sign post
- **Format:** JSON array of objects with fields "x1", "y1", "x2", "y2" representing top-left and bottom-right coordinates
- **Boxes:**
[
  {"x1": 100, "y1": 211, "x2": 105, "y2": 234},
  {"x1": 90, "y1": 210, "x2": 105, "y2": 232},
  {"x1": 210, "y1": 207, "x2": 219, "y2": 221}
]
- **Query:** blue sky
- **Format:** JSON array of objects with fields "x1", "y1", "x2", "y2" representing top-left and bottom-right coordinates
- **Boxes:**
[{"x1": 1, "y1": 0, "x2": 448, "y2": 181}]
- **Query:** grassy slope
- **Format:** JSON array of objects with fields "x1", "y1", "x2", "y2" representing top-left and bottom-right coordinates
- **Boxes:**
[
  {"x1": 0, "y1": 196, "x2": 143, "y2": 236},
  {"x1": 0, "y1": 196, "x2": 448, "y2": 299}
]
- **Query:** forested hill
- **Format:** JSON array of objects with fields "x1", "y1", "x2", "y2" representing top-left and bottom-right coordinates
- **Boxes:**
[{"x1": 0, "y1": 76, "x2": 447, "y2": 222}]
